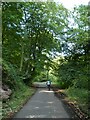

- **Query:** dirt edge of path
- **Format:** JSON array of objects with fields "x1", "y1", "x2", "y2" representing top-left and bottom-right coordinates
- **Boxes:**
[{"x1": 52, "y1": 87, "x2": 88, "y2": 120}]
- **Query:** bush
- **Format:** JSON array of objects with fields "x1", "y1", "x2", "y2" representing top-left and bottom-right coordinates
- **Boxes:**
[{"x1": 2, "y1": 60, "x2": 23, "y2": 90}]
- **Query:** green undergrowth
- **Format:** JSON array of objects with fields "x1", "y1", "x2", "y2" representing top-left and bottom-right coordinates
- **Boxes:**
[
  {"x1": 0, "y1": 101, "x2": 2, "y2": 120},
  {"x1": 2, "y1": 86, "x2": 36, "y2": 119},
  {"x1": 65, "y1": 87, "x2": 89, "y2": 117}
]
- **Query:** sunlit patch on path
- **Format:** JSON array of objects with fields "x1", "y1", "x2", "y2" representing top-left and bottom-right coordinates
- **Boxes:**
[{"x1": 39, "y1": 89, "x2": 54, "y2": 93}]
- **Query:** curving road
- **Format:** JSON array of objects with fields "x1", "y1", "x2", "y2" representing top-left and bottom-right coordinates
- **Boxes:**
[{"x1": 13, "y1": 84, "x2": 75, "y2": 119}]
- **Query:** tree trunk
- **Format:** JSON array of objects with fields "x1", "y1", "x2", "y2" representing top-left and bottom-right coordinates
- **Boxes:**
[{"x1": 20, "y1": 43, "x2": 24, "y2": 72}]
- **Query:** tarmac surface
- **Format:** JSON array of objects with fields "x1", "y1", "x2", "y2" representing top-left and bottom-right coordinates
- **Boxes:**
[{"x1": 13, "y1": 87, "x2": 74, "y2": 119}]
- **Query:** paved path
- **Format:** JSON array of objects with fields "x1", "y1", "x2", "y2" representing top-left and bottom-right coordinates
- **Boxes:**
[{"x1": 13, "y1": 88, "x2": 74, "y2": 119}]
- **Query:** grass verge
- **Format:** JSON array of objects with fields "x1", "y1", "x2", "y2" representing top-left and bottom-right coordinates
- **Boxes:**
[
  {"x1": 2, "y1": 86, "x2": 36, "y2": 119},
  {"x1": 65, "y1": 87, "x2": 89, "y2": 119}
]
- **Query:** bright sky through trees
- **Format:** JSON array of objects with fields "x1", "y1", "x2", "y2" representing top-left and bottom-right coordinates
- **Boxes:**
[{"x1": 54, "y1": 0, "x2": 90, "y2": 9}]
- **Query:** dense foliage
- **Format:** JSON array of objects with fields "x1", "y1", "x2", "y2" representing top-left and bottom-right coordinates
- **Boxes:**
[
  {"x1": 52, "y1": 4, "x2": 90, "y2": 89},
  {"x1": 2, "y1": 2, "x2": 61, "y2": 86},
  {"x1": 2, "y1": 2, "x2": 89, "y2": 118}
]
